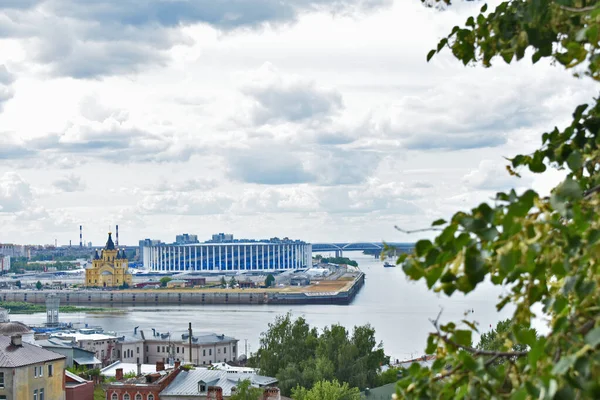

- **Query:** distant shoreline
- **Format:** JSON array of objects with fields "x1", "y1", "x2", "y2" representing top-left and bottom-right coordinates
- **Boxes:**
[
  {"x1": 0, "y1": 272, "x2": 365, "y2": 306},
  {"x1": 0, "y1": 301, "x2": 125, "y2": 314}
]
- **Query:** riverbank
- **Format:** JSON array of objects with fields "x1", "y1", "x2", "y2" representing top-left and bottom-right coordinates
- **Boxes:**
[
  {"x1": 0, "y1": 272, "x2": 365, "y2": 306},
  {"x1": 0, "y1": 301, "x2": 125, "y2": 314}
]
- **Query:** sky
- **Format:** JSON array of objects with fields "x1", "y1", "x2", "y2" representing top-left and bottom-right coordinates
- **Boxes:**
[{"x1": 0, "y1": 0, "x2": 596, "y2": 246}]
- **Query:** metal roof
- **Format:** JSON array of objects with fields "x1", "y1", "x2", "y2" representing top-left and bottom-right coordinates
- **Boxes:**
[
  {"x1": 160, "y1": 369, "x2": 277, "y2": 397},
  {"x1": 0, "y1": 336, "x2": 65, "y2": 367},
  {"x1": 137, "y1": 331, "x2": 238, "y2": 345}
]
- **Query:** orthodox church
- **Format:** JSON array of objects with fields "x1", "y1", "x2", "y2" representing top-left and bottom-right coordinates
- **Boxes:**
[{"x1": 85, "y1": 232, "x2": 132, "y2": 288}]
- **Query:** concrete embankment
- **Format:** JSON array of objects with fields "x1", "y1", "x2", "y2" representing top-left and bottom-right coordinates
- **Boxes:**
[{"x1": 0, "y1": 272, "x2": 365, "y2": 306}]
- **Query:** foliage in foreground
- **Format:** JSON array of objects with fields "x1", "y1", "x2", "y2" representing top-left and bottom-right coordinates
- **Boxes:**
[
  {"x1": 249, "y1": 312, "x2": 388, "y2": 396},
  {"x1": 291, "y1": 379, "x2": 361, "y2": 400},
  {"x1": 393, "y1": 0, "x2": 600, "y2": 398}
]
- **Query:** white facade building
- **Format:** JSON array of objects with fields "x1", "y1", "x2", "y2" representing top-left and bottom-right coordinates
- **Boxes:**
[{"x1": 143, "y1": 242, "x2": 312, "y2": 272}]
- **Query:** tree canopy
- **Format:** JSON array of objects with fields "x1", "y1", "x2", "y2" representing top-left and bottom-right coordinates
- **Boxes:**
[
  {"x1": 291, "y1": 380, "x2": 361, "y2": 400},
  {"x1": 394, "y1": 0, "x2": 600, "y2": 398},
  {"x1": 230, "y1": 379, "x2": 263, "y2": 400},
  {"x1": 159, "y1": 276, "x2": 172, "y2": 287},
  {"x1": 249, "y1": 312, "x2": 388, "y2": 396}
]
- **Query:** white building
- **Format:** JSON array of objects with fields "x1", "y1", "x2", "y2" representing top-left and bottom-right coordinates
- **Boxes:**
[
  {"x1": 50, "y1": 329, "x2": 119, "y2": 366},
  {"x1": 143, "y1": 242, "x2": 312, "y2": 272},
  {"x1": 0, "y1": 255, "x2": 10, "y2": 272}
]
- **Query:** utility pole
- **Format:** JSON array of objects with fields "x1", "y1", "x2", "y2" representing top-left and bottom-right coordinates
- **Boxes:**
[
  {"x1": 244, "y1": 339, "x2": 248, "y2": 357},
  {"x1": 188, "y1": 322, "x2": 193, "y2": 364}
]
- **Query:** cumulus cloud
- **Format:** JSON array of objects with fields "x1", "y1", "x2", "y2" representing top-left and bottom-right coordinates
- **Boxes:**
[
  {"x1": 462, "y1": 159, "x2": 532, "y2": 191},
  {"x1": 359, "y1": 66, "x2": 580, "y2": 151},
  {"x1": 0, "y1": 172, "x2": 33, "y2": 213},
  {"x1": 0, "y1": 0, "x2": 390, "y2": 78},
  {"x1": 233, "y1": 186, "x2": 320, "y2": 214},
  {"x1": 240, "y1": 63, "x2": 343, "y2": 125},
  {"x1": 52, "y1": 174, "x2": 86, "y2": 192},
  {"x1": 228, "y1": 146, "x2": 316, "y2": 185},
  {"x1": 136, "y1": 191, "x2": 234, "y2": 215},
  {"x1": 1, "y1": 98, "x2": 197, "y2": 165},
  {"x1": 155, "y1": 178, "x2": 218, "y2": 192},
  {"x1": 0, "y1": 65, "x2": 15, "y2": 112}
]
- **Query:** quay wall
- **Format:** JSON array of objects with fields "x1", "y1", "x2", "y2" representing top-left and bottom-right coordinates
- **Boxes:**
[{"x1": 0, "y1": 273, "x2": 365, "y2": 306}]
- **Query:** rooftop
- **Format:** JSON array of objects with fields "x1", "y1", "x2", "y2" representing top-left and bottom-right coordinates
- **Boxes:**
[
  {"x1": 0, "y1": 336, "x2": 65, "y2": 367},
  {"x1": 101, "y1": 361, "x2": 177, "y2": 378},
  {"x1": 133, "y1": 330, "x2": 238, "y2": 345},
  {"x1": 51, "y1": 330, "x2": 117, "y2": 342},
  {"x1": 0, "y1": 321, "x2": 33, "y2": 335},
  {"x1": 159, "y1": 368, "x2": 277, "y2": 397}
]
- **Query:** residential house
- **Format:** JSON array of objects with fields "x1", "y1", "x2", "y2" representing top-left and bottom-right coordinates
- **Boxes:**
[
  {"x1": 65, "y1": 370, "x2": 94, "y2": 400},
  {"x1": 128, "y1": 329, "x2": 238, "y2": 365},
  {"x1": 105, "y1": 361, "x2": 182, "y2": 400},
  {"x1": 0, "y1": 334, "x2": 66, "y2": 400},
  {"x1": 51, "y1": 329, "x2": 119, "y2": 366},
  {"x1": 35, "y1": 338, "x2": 101, "y2": 369}
]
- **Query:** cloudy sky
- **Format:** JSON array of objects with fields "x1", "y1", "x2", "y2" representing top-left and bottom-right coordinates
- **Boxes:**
[{"x1": 0, "y1": 0, "x2": 595, "y2": 246}]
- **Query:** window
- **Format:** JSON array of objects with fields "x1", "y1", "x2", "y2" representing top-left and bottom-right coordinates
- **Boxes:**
[
  {"x1": 39, "y1": 388, "x2": 44, "y2": 400},
  {"x1": 176, "y1": 347, "x2": 179, "y2": 354},
  {"x1": 162, "y1": 346, "x2": 165, "y2": 353},
  {"x1": 111, "y1": 394, "x2": 118, "y2": 400},
  {"x1": 157, "y1": 346, "x2": 160, "y2": 352},
  {"x1": 137, "y1": 347, "x2": 140, "y2": 354},
  {"x1": 48, "y1": 364, "x2": 53, "y2": 377},
  {"x1": 203, "y1": 349, "x2": 206, "y2": 357},
  {"x1": 199, "y1": 383, "x2": 207, "y2": 393},
  {"x1": 218, "y1": 349, "x2": 221, "y2": 354},
  {"x1": 145, "y1": 345, "x2": 148, "y2": 352},
  {"x1": 33, "y1": 389, "x2": 37, "y2": 400},
  {"x1": 124, "y1": 395, "x2": 130, "y2": 400},
  {"x1": 101, "y1": 350, "x2": 105, "y2": 358},
  {"x1": 224, "y1": 347, "x2": 226, "y2": 354},
  {"x1": 209, "y1": 349, "x2": 212, "y2": 356},
  {"x1": 233, "y1": 345, "x2": 236, "y2": 353},
  {"x1": 135, "y1": 395, "x2": 142, "y2": 400},
  {"x1": 147, "y1": 395, "x2": 155, "y2": 400},
  {"x1": 0, "y1": 372, "x2": 4, "y2": 388}
]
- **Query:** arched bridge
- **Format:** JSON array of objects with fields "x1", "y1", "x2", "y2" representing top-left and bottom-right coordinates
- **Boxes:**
[{"x1": 311, "y1": 242, "x2": 414, "y2": 257}]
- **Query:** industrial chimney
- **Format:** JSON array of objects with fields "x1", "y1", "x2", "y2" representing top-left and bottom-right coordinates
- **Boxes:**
[
  {"x1": 116, "y1": 225, "x2": 119, "y2": 247},
  {"x1": 80, "y1": 225, "x2": 83, "y2": 247}
]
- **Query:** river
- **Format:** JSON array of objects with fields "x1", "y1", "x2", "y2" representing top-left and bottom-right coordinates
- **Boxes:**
[{"x1": 13, "y1": 253, "x2": 524, "y2": 362}]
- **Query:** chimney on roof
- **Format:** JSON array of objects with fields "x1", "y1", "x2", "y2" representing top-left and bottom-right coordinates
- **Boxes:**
[
  {"x1": 174, "y1": 361, "x2": 181, "y2": 369},
  {"x1": 10, "y1": 335, "x2": 22, "y2": 347},
  {"x1": 263, "y1": 387, "x2": 281, "y2": 400},
  {"x1": 156, "y1": 361, "x2": 165, "y2": 372},
  {"x1": 115, "y1": 368, "x2": 123, "y2": 381},
  {"x1": 137, "y1": 362, "x2": 142, "y2": 377},
  {"x1": 207, "y1": 386, "x2": 223, "y2": 400}
]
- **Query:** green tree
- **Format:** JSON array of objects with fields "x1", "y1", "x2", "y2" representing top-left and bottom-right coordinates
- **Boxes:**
[
  {"x1": 250, "y1": 312, "x2": 319, "y2": 379},
  {"x1": 15, "y1": 280, "x2": 21, "y2": 288},
  {"x1": 120, "y1": 282, "x2": 130, "y2": 289},
  {"x1": 229, "y1": 276, "x2": 237, "y2": 288},
  {"x1": 249, "y1": 313, "x2": 387, "y2": 396},
  {"x1": 375, "y1": 367, "x2": 401, "y2": 386},
  {"x1": 476, "y1": 319, "x2": 537, "y2": 365},
  {"x1": 220, "y1": 276, "x2": 227, "y2": 288},
  {"x1": 35, "y1": 281, "x2": 42, "y2": 290},
  {"x1": 265, "y1": 274, "x2": 275, "y2": 287},
  {"x1": 291, "y1": 380, "x2": 361, "y2": 400},
  {"x1": 159, "y1": 277, "x2": 172, "y2": 287},
  {"x1": 394, "y1": 0, "x2": 600, "y2": 397},
  {"x1": 229, "y1": 379, "x2": 263, "y2": 400}
]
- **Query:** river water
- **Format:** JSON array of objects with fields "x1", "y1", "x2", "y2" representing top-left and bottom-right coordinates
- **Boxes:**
[{"x1": 14, "y1": 253, "x2": 523, "y2": 361}]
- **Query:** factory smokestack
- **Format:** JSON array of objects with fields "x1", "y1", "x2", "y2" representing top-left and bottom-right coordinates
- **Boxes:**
[
  {"x1": 80, "y1": 225, "x2": 83, "y2": 248},
  {"x1": 116, "y1": 225, "x2": 119, "y2": 247}
]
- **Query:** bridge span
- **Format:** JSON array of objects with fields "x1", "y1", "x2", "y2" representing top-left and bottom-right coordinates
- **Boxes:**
[{"x1": 311, "y1": 242, "x2": 414, "y2": 257}]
